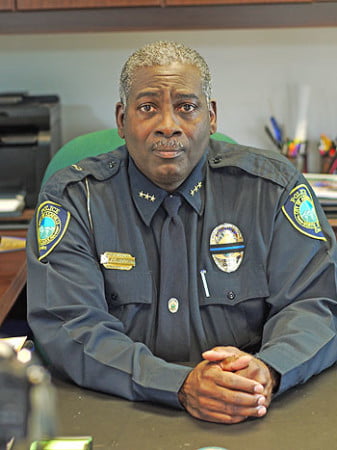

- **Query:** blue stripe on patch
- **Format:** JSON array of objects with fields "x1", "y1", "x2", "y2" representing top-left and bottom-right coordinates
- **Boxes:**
[
  {"x1": 282, "y1": 184, "x2": 326, "y2": 241},
  {"x1": 210, "y1": 244, "x2": 246, "y2": 253}
]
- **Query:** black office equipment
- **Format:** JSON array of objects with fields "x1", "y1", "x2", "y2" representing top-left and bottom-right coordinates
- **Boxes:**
[{"x1": 0, "y1": 93, "x2": 62, "y2": 210}]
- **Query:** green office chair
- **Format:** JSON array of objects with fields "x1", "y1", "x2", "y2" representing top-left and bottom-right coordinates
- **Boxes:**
[{"x1": 42, "y1": 129, "x2": 236, "y2": 185}]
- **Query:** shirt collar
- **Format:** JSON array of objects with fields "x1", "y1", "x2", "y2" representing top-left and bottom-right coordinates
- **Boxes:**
[{"x1": 128, "y1": 154, "x2": 206, "y2": 226}]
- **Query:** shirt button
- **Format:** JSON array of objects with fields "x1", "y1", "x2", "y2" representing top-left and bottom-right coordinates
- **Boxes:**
[
  {"x1": 108, "y1": 161, "x2": 116, "y2": 169},
  {"x1": 211, "y1": 156, "x2": 222, "y2": 164},
  {"x1": 227, "y1": 291, "x2": 236, "y2": 301},
  {"x1": 168, "y1": 297, "x2": 179, "y2": 313}
]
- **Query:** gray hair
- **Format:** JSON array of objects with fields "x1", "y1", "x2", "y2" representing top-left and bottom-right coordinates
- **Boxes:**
[{"x1": 119, "y1": 41, "x2": 212, "y2": 107}]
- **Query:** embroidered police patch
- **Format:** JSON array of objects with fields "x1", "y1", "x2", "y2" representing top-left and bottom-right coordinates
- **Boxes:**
[
  {"x1": 210, "y1": 223, "x2": 245, "y2": 273},
  {"x1": 282, "y1": 184, "x2": 326, "y2": 241},
  {"x1": 37, "y1": 201, "x2": 71, "y2": 260}
]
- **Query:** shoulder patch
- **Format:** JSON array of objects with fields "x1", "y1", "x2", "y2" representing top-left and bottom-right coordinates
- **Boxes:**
[
  {"x1": 36, "y1": 201, "x2": 71, "y2": 260},
  {"x1": 282, "y1": 184, "x2": 326, "y2": 241}
]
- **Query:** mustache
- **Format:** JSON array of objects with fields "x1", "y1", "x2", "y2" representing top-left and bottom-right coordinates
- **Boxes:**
[{"x1": 151, "y1": 140, "x2": 184, "y2": 151}]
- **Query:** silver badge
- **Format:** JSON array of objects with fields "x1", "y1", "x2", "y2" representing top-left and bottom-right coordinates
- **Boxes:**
[{"x1": 210, "y1": 223, "x2": 245, "y2": 273}]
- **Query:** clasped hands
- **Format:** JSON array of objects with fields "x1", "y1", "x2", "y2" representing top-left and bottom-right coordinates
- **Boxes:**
[{"x1": 178, "y1": 346, "x2": 279, "y2": 424}]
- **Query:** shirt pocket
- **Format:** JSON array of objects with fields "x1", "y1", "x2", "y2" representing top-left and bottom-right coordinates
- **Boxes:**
[
  {"x1": 103, "y1": 270, "x2": 155, "y2": 341},
  {"x1": 199, "y1": 264, "x2": 270, "y2": 349}
]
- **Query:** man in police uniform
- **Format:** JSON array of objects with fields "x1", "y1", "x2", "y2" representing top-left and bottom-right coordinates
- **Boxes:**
[{"x1": 27, "y1": 41, "x2": 337, "y2": 424}]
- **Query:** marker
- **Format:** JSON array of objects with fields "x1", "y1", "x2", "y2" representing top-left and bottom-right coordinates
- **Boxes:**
[{"x1": 270, "y1": 116, "x2": 283, "y2": 144}]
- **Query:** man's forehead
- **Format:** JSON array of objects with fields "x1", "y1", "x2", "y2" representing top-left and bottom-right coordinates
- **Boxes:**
[
  {"x1": 134, "y1": 61, "x2": 200, "y2": 76},
  {"x1": 129, "y1": 63, "x2": 204, "y2": 97}
]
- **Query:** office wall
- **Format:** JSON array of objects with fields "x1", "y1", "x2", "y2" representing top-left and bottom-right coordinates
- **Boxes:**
[{"x1": 1, "y1": 28, "x2": 336, "y2": 150}]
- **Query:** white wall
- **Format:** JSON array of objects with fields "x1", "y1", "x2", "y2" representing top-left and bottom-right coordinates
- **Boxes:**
[{"x1": 1, "y1": 28, "x2": 336, "y2": 151}]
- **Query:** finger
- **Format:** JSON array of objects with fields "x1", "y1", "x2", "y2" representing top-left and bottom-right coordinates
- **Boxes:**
[
  {"x1": 192, "y1": 409, "x2": 249, "y2": 424},
  {"x1": 218, "y1": 355, "x2": 252, "y2": 371},
  {"x1": 214, "y1": 384, "x2": 266, "y2": 408},
  {"x1": 202, "y1": 349, "x2": 252, "y2": 371},
  {"x1": 236, "y1": 361, "x2": 271, "y2": 387},
  {"x1": 189, "y1": 396, "x2": 267, "y2": 423},
  {"x1": 189, "y1": 407, "x2": 248, "y2": 424},
  {"x1": 212, "y1": 367, "x2": 264, "y2": 395},
  {"x1": 202, "y1": 348, "x2": 241, "y2": 361}
]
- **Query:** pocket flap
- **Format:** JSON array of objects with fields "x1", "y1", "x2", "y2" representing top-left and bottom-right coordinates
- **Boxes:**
[
  {"x1": 106, "y1": 271, "x2": 153, "y2": 305},
  {"x1": 200, "y1": 264, "x2": 269, "y2": 306}
]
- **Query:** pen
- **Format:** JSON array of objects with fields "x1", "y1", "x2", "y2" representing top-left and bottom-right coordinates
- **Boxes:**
[
  {"x1": 264, "y1": 125, "x2": 282, "y2": 150},
  {"x1": 200, "y1": 269, "x2": 210, "y2": 298}
]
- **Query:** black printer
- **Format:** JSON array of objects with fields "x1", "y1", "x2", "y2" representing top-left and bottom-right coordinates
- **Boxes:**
[{"x1": 0, "y1": 92, "x2": 62, "y2": 209}]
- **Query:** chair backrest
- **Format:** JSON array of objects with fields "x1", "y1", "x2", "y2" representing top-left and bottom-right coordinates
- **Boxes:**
[{"x1": 42, "y1": 129, "x2": 236, "y2": 185}]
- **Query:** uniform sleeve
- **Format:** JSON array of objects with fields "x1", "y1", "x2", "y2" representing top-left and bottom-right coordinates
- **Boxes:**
[
  {"x1": 255, "y1": 176, "x2": 337, "y2": 395},
  {"x1": 27, "y1": 185, "x2": 191, "y2": 408}
]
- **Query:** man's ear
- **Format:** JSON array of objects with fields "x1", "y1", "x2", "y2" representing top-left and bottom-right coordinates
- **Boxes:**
[
  {"x1": 209, "y1": 100, "x2": 217, "y2": 135},
  {"x1": 115, "y1": 102, "x2": 126, "y2": 139}
]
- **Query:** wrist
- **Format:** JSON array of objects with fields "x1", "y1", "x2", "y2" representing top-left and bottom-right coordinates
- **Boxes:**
[
  {"x1": 266, "y1": 364, "x2": 280, "y2": 393},
  {"x1": 178, "y1": 382, "x2": 187, "y2": 409}
]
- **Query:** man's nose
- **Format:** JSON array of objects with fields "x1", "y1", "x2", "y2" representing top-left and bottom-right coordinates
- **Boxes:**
[{"x1": 155, "y1": 108, "x2": 182, "y2": 138}]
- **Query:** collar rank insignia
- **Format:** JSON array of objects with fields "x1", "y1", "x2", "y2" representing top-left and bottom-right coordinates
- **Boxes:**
[
  {"x1": 210, "y1": 223, "x2": 245, "y2": 273},
  {"x1": 71, "y1": 164, "x2": 83, "y2": 171},
  {"x1": 190, "y1": 181, "x2": 203, "y2": 196},
  {"x1": 139, "y1": 191, "x2": 156, "y2": 202},
  {"x1": 282, "y1": 184, "x2": 326, "y2": 241},
  {"x1": 37, "y1": 201, "x2": 71, "y2": 261}
]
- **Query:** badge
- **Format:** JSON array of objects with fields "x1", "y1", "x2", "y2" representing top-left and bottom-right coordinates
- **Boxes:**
[
  {"x1": 210, "y1": 223, "x2": 245, "y2": 273},
  {"x1": 37, "y1": 201, "x2": 71, "y2": 260},
  {"x1": 282, "y1": 184, "x2": 326, "y2": 241},
  {"x1": 168, "y1": 297, "x2": 179, "y2": 313},
  {"x1": 100, "y1": 252, "x2": 136, "y2": 270}
]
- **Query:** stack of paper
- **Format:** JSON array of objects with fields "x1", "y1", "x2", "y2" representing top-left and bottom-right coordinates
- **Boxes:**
[
  {"x1": 304, "y1": 173, "x2": 337, "y2": 217},
  {"x1": 0, "y1": 192, "x2": 25, "y2": 217}
]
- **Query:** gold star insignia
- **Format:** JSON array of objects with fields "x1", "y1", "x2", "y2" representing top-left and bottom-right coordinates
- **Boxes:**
[
  {"x1": 190, "y1": 181, "x2": 203, "y2": 196},
  {"x1": 138, "y1": 191, "x2": 156, "y2": 202}
]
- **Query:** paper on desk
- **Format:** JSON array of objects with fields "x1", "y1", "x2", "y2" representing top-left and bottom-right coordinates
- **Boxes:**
[
  {"x1": 0, "y1": 192, "x2": 25, "y2": 216},
  {"x1": 0, "y1": 236, "x2": 26, "y2": 253},
  {"x1": 0, "y1": 336, "x2": 27, "y2": 352}
]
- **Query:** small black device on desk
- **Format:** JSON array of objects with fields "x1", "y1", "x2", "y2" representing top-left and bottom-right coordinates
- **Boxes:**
[{"x1": 0, "y1": 92, "x2": 62, "y2": 210}]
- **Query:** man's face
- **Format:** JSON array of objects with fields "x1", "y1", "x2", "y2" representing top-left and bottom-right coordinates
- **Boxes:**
[{"x1": 116, "y1": 62, "x2": 217, "y2": 192}]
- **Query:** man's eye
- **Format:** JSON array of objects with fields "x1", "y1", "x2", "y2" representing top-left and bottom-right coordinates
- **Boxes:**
[
  {"x1": 139, "y1": 104, "x2": 156, "y2": 113},
  {"x1": 178, "y1": 103, "x2": 197, "y2": 113}
]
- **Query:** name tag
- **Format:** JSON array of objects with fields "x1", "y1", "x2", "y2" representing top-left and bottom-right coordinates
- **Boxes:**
[{"x1": 100, "y1": 252, "x2": 136, "y2": 270}]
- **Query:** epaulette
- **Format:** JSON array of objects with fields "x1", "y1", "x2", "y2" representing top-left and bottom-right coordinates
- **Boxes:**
[
  {"x1": 41, "y1": 147, "x2": 128, "y2": 197},
  {"x1": 208, "y1": 139, "x2": 298, "y2": 189}
]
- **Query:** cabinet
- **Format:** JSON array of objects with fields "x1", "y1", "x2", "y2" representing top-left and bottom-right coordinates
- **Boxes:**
[
  {"x1": 1, "y1": 0, "x2": 337, "y2": 32},
  {"x1": 0, "y1": 0, "x2": 14, "y2": 10},
  {"x1": 16, "y1": 0, "x2": 161, "y2": 9},
  {"x1": 166, "y1": 0, "x2": 310, "y2": 4}
]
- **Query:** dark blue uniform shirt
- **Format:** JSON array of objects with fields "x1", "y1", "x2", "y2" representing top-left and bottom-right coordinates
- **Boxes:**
[{"x1": 27, "y1": 140, "x2": 337, "y2": 408}]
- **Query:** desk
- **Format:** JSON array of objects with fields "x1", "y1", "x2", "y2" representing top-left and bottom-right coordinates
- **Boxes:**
[
  {"x1": 0, "y1": 210, "x2": 34, "y2": 326},
  {"x1": 53, "y1": 365, "x2": 337, "y2": 450},
  {"x1": 0, "y1": 229, "x2": 27, "y2": 326}
]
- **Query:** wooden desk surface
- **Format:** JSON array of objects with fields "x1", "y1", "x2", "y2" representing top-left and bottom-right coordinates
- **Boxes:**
[
  {"x1": 0, "y1": 229, "x2": 27, "y2": 325},
  {"x1": 53, "y1": 364, "x2": 337, "y2": 450},
  {"x1": 0, "y1": 210, "x2": 34, "y2": 326}
]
